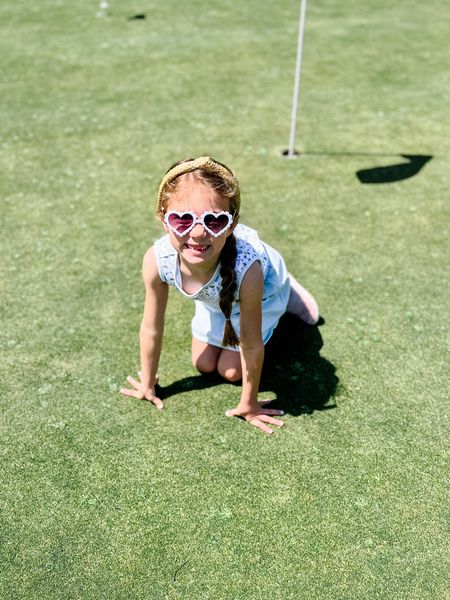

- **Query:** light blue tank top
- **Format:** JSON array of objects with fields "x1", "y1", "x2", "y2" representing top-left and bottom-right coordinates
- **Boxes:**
[{"x1": 153, "y1": 224, "x2": 291, "y2": 349}]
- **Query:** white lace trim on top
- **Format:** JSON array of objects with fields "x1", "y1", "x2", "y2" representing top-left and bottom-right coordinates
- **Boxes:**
[{"x1": 153, "y1": 225, "x2": 269, "y2": 307}]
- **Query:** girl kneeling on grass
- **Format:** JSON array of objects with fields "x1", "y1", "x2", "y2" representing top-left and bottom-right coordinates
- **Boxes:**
[{"x1": 121, "y1": 156, "x2": 319, "y2": 434}]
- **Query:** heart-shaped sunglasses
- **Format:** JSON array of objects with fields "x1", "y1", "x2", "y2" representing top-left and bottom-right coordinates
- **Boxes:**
[{"x1": 164, "y1": 210, "x2": 234, "y2": 238}]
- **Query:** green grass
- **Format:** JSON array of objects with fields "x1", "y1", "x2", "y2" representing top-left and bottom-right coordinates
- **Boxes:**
[{"x1": 1, "y1": 0, "x2": 449, "y2": 598}]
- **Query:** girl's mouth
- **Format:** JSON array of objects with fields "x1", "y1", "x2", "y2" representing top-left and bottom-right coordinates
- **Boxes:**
[{"x1": 185, "y1": 243, "x2": 210, "y2": 254}]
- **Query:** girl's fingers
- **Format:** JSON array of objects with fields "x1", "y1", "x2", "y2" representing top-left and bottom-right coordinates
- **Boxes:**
[
  {"x1": 259, "y1": 401, "x2": 284, "y2": 414},
  {"x1": 120, "y1": 387, "x2": 142, "y2": 399},
  {"x1": 127, "y1": 375, "x2": 141, "y2": 389},
  {"x1": 259, "y1": 400, "x2": 277, "y2": 406},
  {"x1": 258, "y1": 414, "x2": 284, "y2": 427},
  {"x1": 149, "y1": 397, "x2": 164, "y2": 410},
  {"x1": 225, "y1": 410, "x2": 284, "y2": 434},
  {"x1": 225, "y1": 409, "x2": 237, "y2": 417},
  {"x1": 121, "y1": 387, "x2": 163, "y2": 409},
  {"x1": 249, "y1": 418, "x2": 273, "y2": 435}
]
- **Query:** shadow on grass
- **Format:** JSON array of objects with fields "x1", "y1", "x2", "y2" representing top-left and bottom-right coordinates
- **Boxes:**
[
  {"x1": 157, "y1": 314, "x2": 339, "y2": 417},
  {"x1": 261, "y1": 314, "x2": 339, "y2": 416},
  {"x1": 355, "y1": 154, "x2": 432, "y2": 184},
  {"x1": 298, "y1": 150, "x2": 432, "y2": 184}
]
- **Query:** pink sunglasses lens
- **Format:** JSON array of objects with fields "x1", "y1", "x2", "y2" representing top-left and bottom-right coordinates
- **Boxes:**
[
  {"x1": 168, "y1": 213, "x2": 194, "y2": 233},
  {"x1": 204, "y1": 213, "x2": 230, "y2": 233}
]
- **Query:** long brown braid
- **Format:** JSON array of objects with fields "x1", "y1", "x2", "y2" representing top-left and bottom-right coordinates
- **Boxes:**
[
  {"x1": 157, "y1": 157, "x2": 241, "y2": 347},
  {"x1": 218, "y1": 234, "x2": 239, "y2": 347}
]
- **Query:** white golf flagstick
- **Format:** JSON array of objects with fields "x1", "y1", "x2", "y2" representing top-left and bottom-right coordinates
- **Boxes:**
[
  {"x1": 98, "y1": 0, "x2": 109, "y2": 16},
  {"x1": 287, "y1": 0, "x2": 308, "y2": 158}
]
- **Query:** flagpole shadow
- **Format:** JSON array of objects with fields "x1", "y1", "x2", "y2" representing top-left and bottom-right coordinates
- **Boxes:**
[
  {"x1": 355, "y1": 154, "x2": 432, "y2": 184},
  {"x1": 282, "y1": 150, "x2": 433, "y2": 184}
]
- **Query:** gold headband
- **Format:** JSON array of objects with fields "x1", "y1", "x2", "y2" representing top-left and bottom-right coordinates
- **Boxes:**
[{"x1": 157, "y1": 156, "x2": 240, "y2": 215}]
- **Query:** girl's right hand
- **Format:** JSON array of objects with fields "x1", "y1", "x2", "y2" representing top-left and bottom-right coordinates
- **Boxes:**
[
  {"x1": 120, "y1": 372, "x2": 164, "y2": 410},
  {"x1": 225, "y1": 401, "x2": 284, "y2": 434}
]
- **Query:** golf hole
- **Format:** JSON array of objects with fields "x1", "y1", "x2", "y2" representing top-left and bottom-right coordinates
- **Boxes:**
[{"x1": 280, "y1": 148, "x2": 300, "y2": 159}]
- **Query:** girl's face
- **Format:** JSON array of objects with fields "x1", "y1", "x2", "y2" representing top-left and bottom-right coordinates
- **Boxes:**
[{"x1": 163, "y1": 181, "x2": 237, "y2": 269}]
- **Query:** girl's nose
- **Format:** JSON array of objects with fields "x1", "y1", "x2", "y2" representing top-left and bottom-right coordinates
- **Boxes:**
[{"x1": 190, "y1": 222, "x2": 207, "y2": 237}]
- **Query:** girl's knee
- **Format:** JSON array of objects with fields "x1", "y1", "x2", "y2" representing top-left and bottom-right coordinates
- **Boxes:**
[
  {"x1": 218, "y1": 365, "x2": 242, "y2": 382},
  {"x1": 217, "y1": 352, "x2": 242, "y2": 382},
  {"x1": 193, "y1": 354, "x2": 217, "y2": 374},
  {"x1": 192, "y1": 340, "x2": 220, "y2": 374}
]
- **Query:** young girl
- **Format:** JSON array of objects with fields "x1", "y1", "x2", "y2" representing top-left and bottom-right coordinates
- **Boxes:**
[{"x1": 121, "y1": 156, "x2": 319, "y2": 434}]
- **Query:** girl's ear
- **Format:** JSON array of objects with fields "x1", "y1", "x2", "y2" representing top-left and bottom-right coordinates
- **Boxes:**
[{"x1": 161, "y1": 217, "x2": 169, "y2": 233}]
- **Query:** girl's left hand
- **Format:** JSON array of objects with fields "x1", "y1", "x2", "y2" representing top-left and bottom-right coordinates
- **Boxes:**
[
  {"x1": 120, "y1": 372, "x2": 164, "y2": 410},
  {"x1": 225, "y1": 401, "x2": 285, "y2": 434}
]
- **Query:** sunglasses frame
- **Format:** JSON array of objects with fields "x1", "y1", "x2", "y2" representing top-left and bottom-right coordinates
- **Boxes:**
[{"x1": 164, "y1": 210, "x2": 234, "y2": 238}]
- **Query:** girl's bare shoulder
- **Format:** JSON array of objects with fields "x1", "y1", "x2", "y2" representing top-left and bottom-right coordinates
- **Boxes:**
[
  {"x1": 142, "y1": 245, "x2": 165, "y2": 287},
  {"x1": 240, "y1": 260, "x2": 264, "y2": 301}
]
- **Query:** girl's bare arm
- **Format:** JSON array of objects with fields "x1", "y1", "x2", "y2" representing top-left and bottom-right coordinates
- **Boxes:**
[
  {"x1": 226, "y1": 261, "x2": 284, "y2": 433},
  {"x1": 140, "y1": 246, "x2": 169, "y2": 385},
  {"x1": 121, "y1": 246, "x2": 168, "y2": 409}
]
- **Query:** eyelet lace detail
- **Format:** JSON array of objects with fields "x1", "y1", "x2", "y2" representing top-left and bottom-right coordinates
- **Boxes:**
[
  {"x1": 153, "y1": 224, "x2": 270, "y2": 306},
  {"x1": 154, "y1": 236, "x2": 177, "y2": 287},
  {"x1": 233, "y1": 225, "x2": 269, "y2": 278}
]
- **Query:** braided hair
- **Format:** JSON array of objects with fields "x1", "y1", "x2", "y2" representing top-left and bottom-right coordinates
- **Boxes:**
[
  {"x1": 219, "y1": 234, "x2": 239, "y2": 347},
  {"x1": 157, "y1": 157, "x2": 241, "y2": 347}
]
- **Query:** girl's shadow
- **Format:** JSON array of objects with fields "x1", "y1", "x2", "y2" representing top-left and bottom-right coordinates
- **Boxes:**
[
  {"x1": 261, "y1": 314, "x2": 339, "y2": 416},
  {"x1": 157, "y1": 314, "x2": 339, "y2": 417}
]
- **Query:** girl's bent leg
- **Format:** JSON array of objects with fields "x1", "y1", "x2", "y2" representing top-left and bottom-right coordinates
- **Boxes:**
[
  {"x1": 217, "y1": 349, "x2": 242, "y2": 382},
  {"x1": 192, "y1": 338, "x2": 221, "y2": 373},
  {"x1": 286, "y1": 273, "x2": 320, "y2": 325}
]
